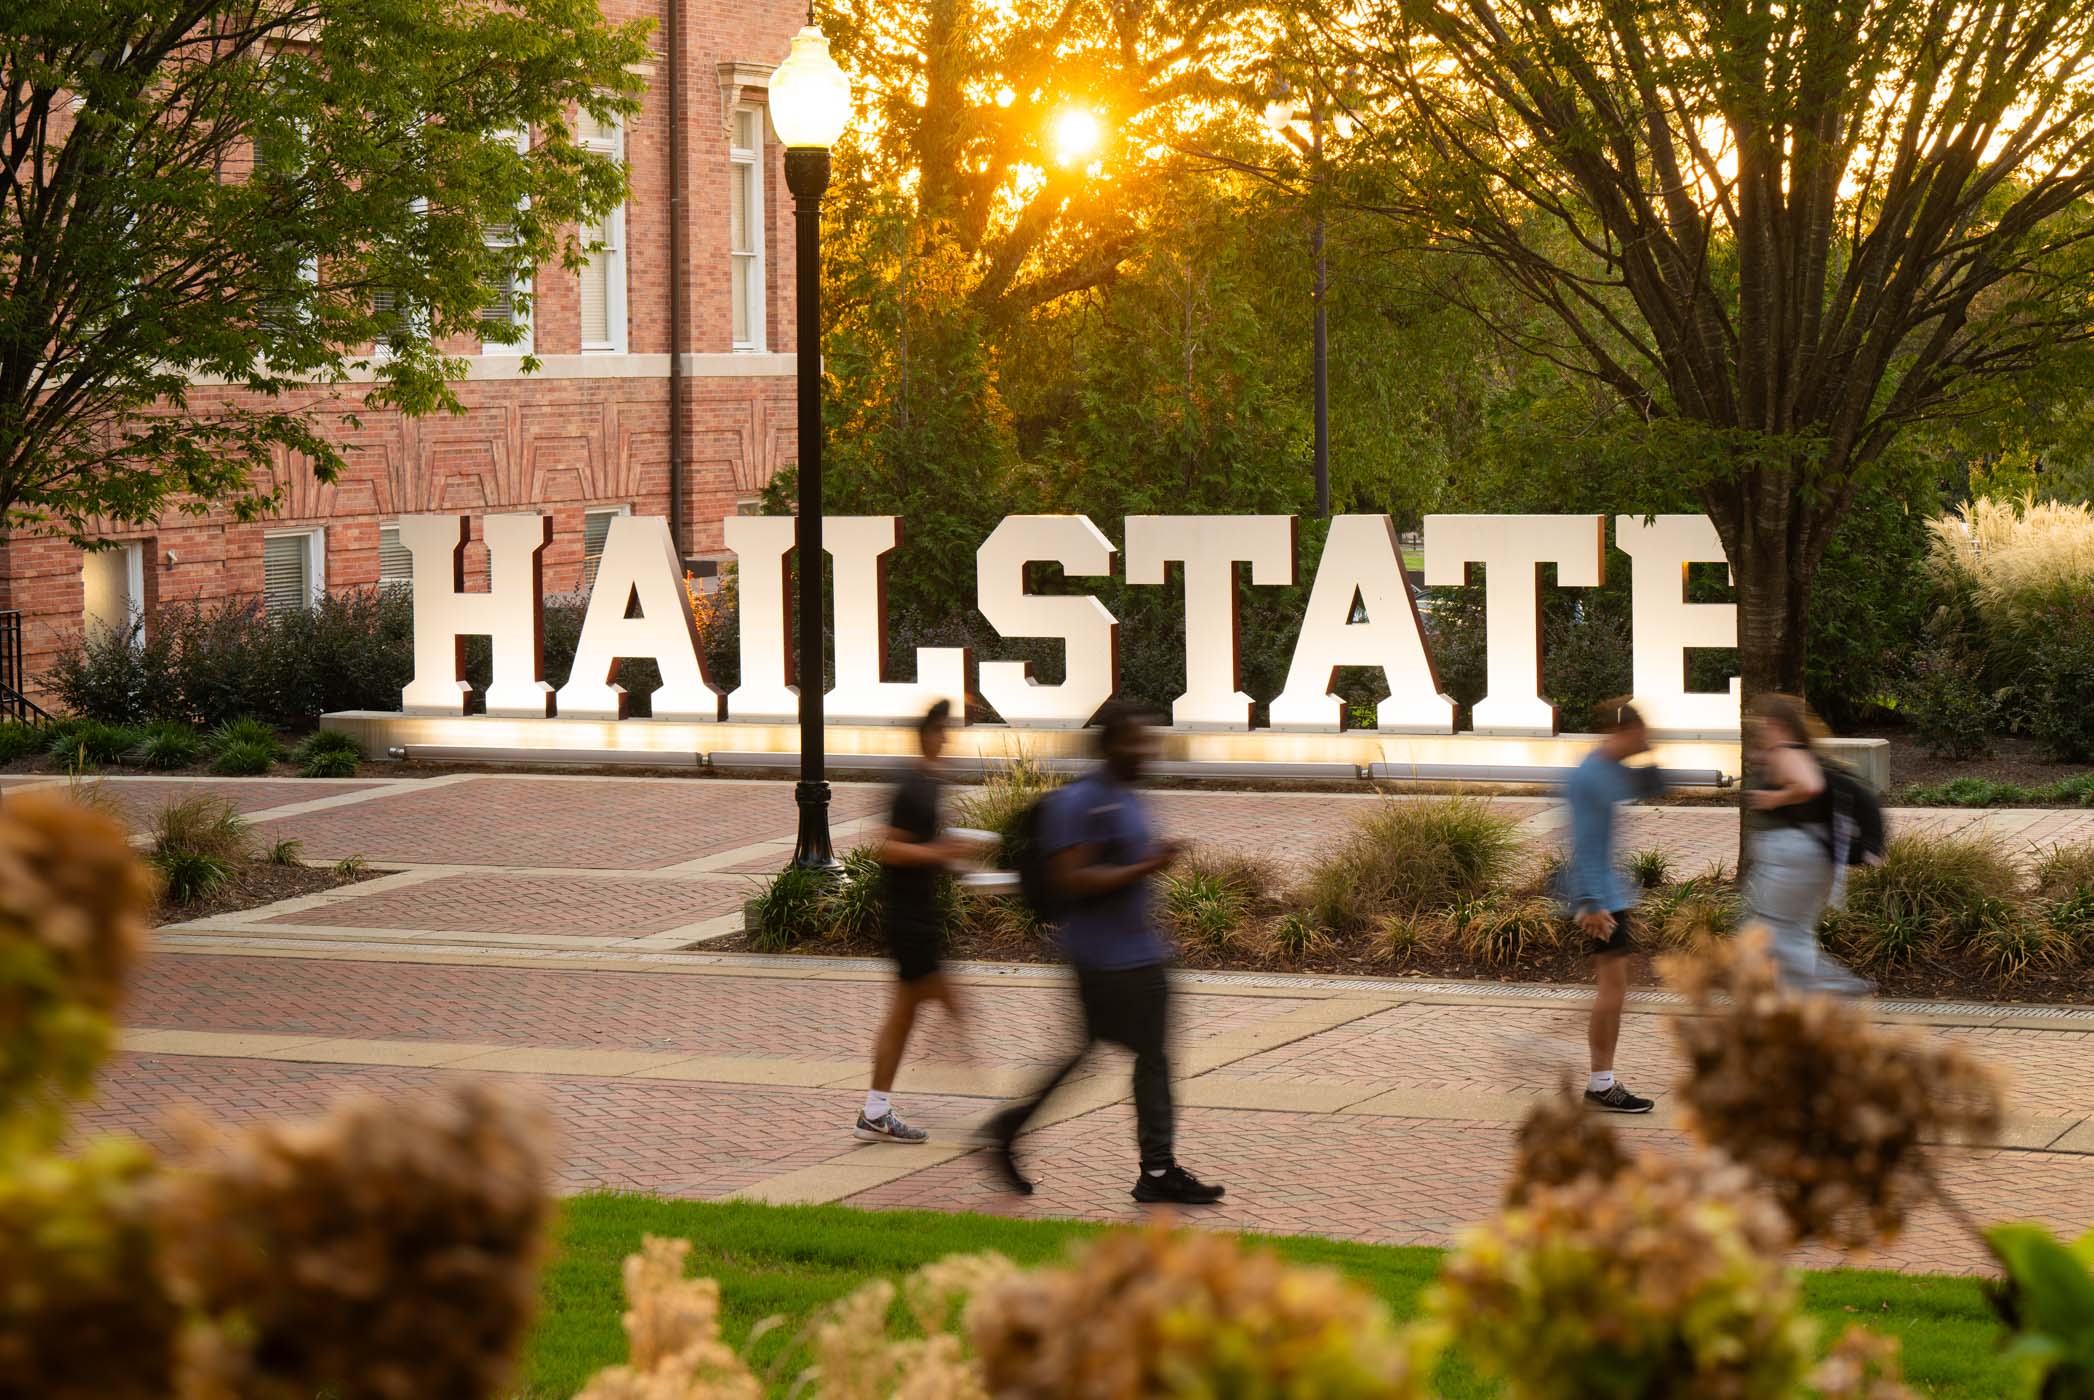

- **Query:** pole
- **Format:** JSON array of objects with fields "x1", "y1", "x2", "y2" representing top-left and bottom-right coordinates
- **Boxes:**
[
  {"x1": 786, "y1": 146, "x2": 835, "y2": 870},
  {"x1": 665, "y1": 0, "x2": 686, "y2": 558},
  {"x1": 1310, "y1": 108, "x2": 1329, "y2": 520}
]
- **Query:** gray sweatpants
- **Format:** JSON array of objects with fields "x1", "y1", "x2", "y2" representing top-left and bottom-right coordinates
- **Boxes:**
[{"x1": 1744, "y1": 825, "x2": 1870, "y2": 997}]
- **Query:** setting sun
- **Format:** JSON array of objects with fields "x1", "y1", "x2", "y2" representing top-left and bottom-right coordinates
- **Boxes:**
[{"x1": 1049, "y1": 106, "x2": 1103, "y2": 166}]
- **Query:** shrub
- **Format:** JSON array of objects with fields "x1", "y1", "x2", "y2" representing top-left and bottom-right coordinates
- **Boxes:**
[
  {"x1": 950, "y1": 757, "x2": 1065, "y2": 868},
  {"x1": 750, "y1": 866, "x2": 832, "y2": 952},
  {"x1": 211, "y1": 738, "x2": 280, "y2": 776},
  {"x1": 1297, "y1": 799, "x2": 1521, "y2": 935},
  {"x1": 209, "y1": 716, "x2": 280, "y2": 753},
  {"x1": 295, "y1": 729, "x2": 363, "y2": 778},
  {"x1": 152, "y1": 795, "x2": 254, "y2": 864},
  {"x1": 332, "y1": 855, "x2": 372, "y2": 880},
  {"x1": 1160, "y1": 869, "x2": 1251, "y2": 953},
  {"x1": 822, "y1": 846, "x2": 887, "y2": 942},
  {"x1": 1433, "y1": 1154, "x2": 1814, "y2": 1399},
  {"x1": 1896, "y1": 642, "x2": 2002, "y2": 759},
  {"x1": 2033, "y1": 842, "x2": 2094, "y2": 901},
  {"x1": 268, "y1": 838, "x2": 306, "y2": 866},
  {"x1": 1375, "y1": 914, "x2": 1425, "y2": 964},
  {"x1": 1267, "y1": 911, "x2": 1331, "y2": 964},
  {"x1": 1625, "y1": 846, "x2": 1672, "y2": 889},
  {"x1": 971, "y1": 1230, "x2": 1431, "y2": 1398},
  {"x1": 0, "y1": 792, "x2": 155, "y2": 1132},
  {"x1": 2026, "y1": 606, "x2": 2094, "y2": 761},
  {"x1": 153, "y1": 850, "x2": 235, "y2": 905},
  {"x1": 1834, "y1": 831, "x2": 2021, "y2": 963},
  {"x1": 0, "y1": 720, "x2": 45, "y2": 763},
  {"x1": 46, "y1": 719, "x2": 138, "y2": 769},
  {"x1": 1643, "y1": 873, "x2": 1738, "y2": 950},
  {"x1": 1967, "y1": 899, "x2": 2074, "y2": 982},
  {"x1": 1448, "y1": 896, "x2": 1561, "y2": 967},
  {"x1": 136, "y1": 721, "x2": 202, "y2": 770},
  {"x1": 156, "y1": 1084, "x2": 554, "y2": 1400}
]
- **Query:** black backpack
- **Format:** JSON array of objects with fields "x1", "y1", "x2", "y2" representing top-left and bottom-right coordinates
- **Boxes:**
[
  {"x1": 1011, "y1": 792, "x2": 1066, "y2": 923},
  {"x1": 1824, "y1": 761, "x2": 1888, "y2": 866}
]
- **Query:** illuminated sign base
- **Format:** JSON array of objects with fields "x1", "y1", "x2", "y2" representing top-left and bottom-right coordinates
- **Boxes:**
[{"x1": 318, "y1": 712, "x2": 1891, "y2": 791}]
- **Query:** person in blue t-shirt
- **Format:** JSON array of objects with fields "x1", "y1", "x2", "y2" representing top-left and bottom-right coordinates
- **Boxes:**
[
  {"x1": 1560, "y1": 699, "x2": 1664, "y2": 1114},
  {"x1": 985, "y1": 703, "x2": 1225, "y2": 1206}
]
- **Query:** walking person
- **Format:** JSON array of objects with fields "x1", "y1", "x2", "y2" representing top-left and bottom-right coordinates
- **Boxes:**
[
  {"x1": 854, "y1": 700, "x2": 975, "y2": 1144},
  {"x1": 1742, "y1": 694, "x2": 1872, "y2": 997},
  {"x1": 986, "y1": 703, "x2": 1225, "y2": 1205},
  {"x1": 1560, "y1": 700, "x2": 1661, "y2": 1113}
]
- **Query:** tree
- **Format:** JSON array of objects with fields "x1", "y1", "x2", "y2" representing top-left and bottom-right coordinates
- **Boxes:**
[
  {"x1": 0, "y1": 0, "x2": 650, "y2": 539},
  {"x1": 1345, "y1": 0, "x2": 2094, "y2": 695}
]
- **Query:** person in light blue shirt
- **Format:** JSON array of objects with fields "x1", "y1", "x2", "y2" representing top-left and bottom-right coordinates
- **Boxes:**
[{"x1": 1560, "y1": 700, "x2": 1665, "y2": 1114}]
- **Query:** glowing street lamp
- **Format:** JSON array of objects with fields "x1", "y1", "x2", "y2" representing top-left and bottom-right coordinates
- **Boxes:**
[{"x1": 771, "y1": 23, "x2": 853, "y2": 870}]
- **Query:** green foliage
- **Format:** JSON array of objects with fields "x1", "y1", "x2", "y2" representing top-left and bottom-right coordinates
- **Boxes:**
[
  {"x1": 951, "y1": 759, "x2": 1065, "y2": 868},
  {"x1": 268, "y1": 839, "x2": 306, "y2": 867},
  {"x1": 822, "y1": 848, "x2": 888, "y2": 943},
  {"x1": 151, "y1": 850, "x2": 236, "y2": 906},
  {"x1": 1299, "y1": 799, "x2": 1521, "y2": 936},
  {"x1": 332, "y1": 856, "x2": 372, "y2": 880},
  {"x1": 1267, "y1": 912, "x2": 1332, "y2": 964},
  {"x1": 151, "y1": 796, "x2": 253, "y2": 866},
  {"x1": 0, "y1": 721, "x2": 44, "y2": 764},
  {"x1": 1446, "y1": 896, "x2": 1562, "y2": 968},
  {"x1": 1986, "y1": 1224, "x2": 2094, "y2": 1399},
  {"x1": 208, "y1": 718, "x2": 281, "y2": 765},
  {"x1": 295, "y1": 729, "x2": 364, "y2": 779},
  {"x1": 2033, "y1": 844, "x2": 2094, "y2": 902},
  {"x1": 210, "y1": 739, "x2": 279, "y2": 777},
  {"x1": 1160, "y1": 870, "x2": 1252, "y2": 954},
  {"x1": 1626, "y1": 847, "x2": 1672, "y2": 889},
  {"x1": 46, "y1": 719, "x2": 137, "y2": 769},
  {"x1": 135, "y1": 722, "x2": 202, "y2": 771},
  {"x1": 1, "y1": 0, "x2": 650, "y2": 535},
  {"x1": 1897, "y1": 643, "x2": 2005, "y2": 760},
  {"x1": 750, "y1": 867, "x2": 834, "y2": 953},
  {"x1": 1825, "y1": 832, "x2": 2079, "y2": 977}
]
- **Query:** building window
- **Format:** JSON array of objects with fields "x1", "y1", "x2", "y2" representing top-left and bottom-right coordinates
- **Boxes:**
[
  {"x1": 81, "y1": 542, "x2": 145, "y2": 646},
  {"x1": 377, "y1": 523, "x2": 414, "y2": 589},
  {"x1": 263, "y1": 529, "x2": 325, "y2": 615},
  {"x1": 479, "y1": 128, "x2": 533, "y2": 355},
  {"x1": 582, "y1": 505, "x2": 629, "y2": 590},
  {"x1": 730, "y1": 106, "x2": 765, "y2": 351},
  {"x1": 577, "y1": 109, "x2": 626, "y2": 353}
]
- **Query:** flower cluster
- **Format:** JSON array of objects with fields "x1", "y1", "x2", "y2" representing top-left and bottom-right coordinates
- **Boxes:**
[
  {"x1": 1503, "y1": 1087, "x2": 1629, "y2": 1205},
  {"x1": 1434, "y1": 1152, "x2": 1812, "y2": 1400},
  {"x1": 575, "y1": 1235, "x2": 762, "y2": 1400},
  {"x1": 159, "y1": 1084, "x2": 555, "y2": 1400},
  {"x1": 970, "y1": 1229, "x2": 1430, "y2": 1399},
  {"x1": 1664, "y1": 933, "x2": 2003, "y2": 1249}
]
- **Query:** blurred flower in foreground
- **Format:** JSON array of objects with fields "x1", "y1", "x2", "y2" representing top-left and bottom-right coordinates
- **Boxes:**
[
  {"x1": 160, "y1": 1084, "x2": 554, "y2": 1400},
  {"x1": 1665, "y1": 931, "x2": 2003, "y2": 1251},
  {"x1": 1434, "y1": 1153, "x2": 1812, "y2": 1399},
  {"x1": 1503, "y1": 1085, "x2": 1629, "y2": 1205},
  {"x1": 1810, "y1": 1325, "x2": 1921, "y2": 1399},
  {"x1": 576, "y1": 1235, "x2": 762, "y2": 1400},
  {"x1": 0, "y1": 791, "x2": 155, "y2": 1141}
]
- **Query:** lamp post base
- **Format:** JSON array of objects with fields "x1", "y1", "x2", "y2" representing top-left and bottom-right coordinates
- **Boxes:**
[{"x1": 791, "y1": 779, "x2": 838, "y2": 871}]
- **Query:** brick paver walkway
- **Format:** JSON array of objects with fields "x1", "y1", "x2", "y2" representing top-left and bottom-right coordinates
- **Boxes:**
[{"x1": 43, "y1": 769, "x2": 2091, "y2": 1276}]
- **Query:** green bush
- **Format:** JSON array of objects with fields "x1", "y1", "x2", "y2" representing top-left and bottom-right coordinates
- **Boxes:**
[
  {"x1": 1266, "y1": 911, "x2": 1330, "y2": 963},
  {"x1": 821, "y1": 847, "x2": 887, "y2": 942},
  {"x1": 2032, "y1": 843, "x2": 2094, "y2": 901},
  {"x1": 1298, "y1": 798, "x2": 1521, "y2": 936},
  {"x1": 1896, "y1": 641, "x2": 2003, "y2": 760},
  {"x1": 0, "y1": 720, "x2": 46, "y2": 763},
  {"x1": 210, "y1": 739, "x2": 279, "y2": 777},
  {"x1": 1626, "y1": 847, "x2": 1672, "y2": 889},
  {"x1": 2026, "y1": 606, "x2": 2094, "y2": 761},
  {"x1": 136, "y1": 721, "x2": 202, "y2": 771},
  {"x1": 950, "y1": 758, "x2": 1065, "y2": 868},
  {"x1": 46, "y1": 719, "x2": 139, "y2": 769},
  {"x1": 268, "y1": 839, "x2": 305, "y2": 866},
  {"x1": 1160, "y1": 870, "x2": 1251, "y2": 954},
  {"x1": 152, "y1": 795, "x2": 253, "y2": 865},
  {"x1": 750, "y1": 866, "x2": 832, "y2": 953},
  {"x1": 295, "y1": 730, "x2": 363, "y2": 778},
  {"x1": 152, "y1": 850, "x2": 235, "y2": 905},
  {"x1": 209, "y1": 717, "x2": 280, "y2": 753},
  {"x1": 1902, "y1": 772, "x2": 2094, "y2": 807},
  {"x1": 1447, "y1": 895, "x2": 1561, "y2": 967},
  {"x1": 1827, "y1": 831, "x2": 2027, "y2": 970}
]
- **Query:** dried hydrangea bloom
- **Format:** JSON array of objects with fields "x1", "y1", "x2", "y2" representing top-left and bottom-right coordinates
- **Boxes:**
[
  {"x1": 1435, "y1": 1152, "x2": 1812, "y2": 1400},
  {"x1": 575, "y1": 1235, "x2": 761, "y2": 1400},
  {"x1": 157, "y1": 1083, "x2": 554, "y2": 1400},
  {"x1": 1664, "y1": 931, "x2": 2005, "y2": 1251},
  {"x1": 1504, "y1": 1087, "x2": 1629, "y2": 1205},
  {"x1": 970, "y1": 1229, "x2": 1432, "y2": 1399},
  {"x1": 0, "y1": 791, "x2": 155, "y2": 1134},
  {"x1": 1810, "y1": 1326, "x2": 1920, "y2": 1400},
  {"x1": 0, "y1": 1137, "x2": 178, "y2": 1400}
]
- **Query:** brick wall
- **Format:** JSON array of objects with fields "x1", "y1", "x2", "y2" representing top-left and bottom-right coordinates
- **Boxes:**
[{"x1": 2, "y1": 0, "x2": 807, "y2": 702}]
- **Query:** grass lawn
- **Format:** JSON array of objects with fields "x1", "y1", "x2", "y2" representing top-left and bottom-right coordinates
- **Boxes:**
[{"x1": 519, "y1": 1193, "x2": 2013, "y2": 1398}]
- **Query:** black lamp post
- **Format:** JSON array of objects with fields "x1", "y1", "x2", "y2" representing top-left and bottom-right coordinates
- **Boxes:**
[
  {"x1": 1266, "y1": 81, "x2": 1345, "y2": 520},
  {"x1": 770, "y1": 24, "x2": 852, "y2": 871}
]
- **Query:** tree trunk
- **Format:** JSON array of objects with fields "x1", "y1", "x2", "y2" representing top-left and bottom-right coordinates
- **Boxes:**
[{"x1": 1724, "y1": 481, "x2": 1816, "y2": 874}]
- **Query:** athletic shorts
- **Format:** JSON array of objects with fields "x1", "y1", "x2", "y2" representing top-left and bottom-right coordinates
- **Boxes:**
[
  {"x1": 885, "y1": 916, "x2": 943, "y2": 983},
  {"x1": 1579, "y1": 909, "x2": 1638, "y2": 958}
]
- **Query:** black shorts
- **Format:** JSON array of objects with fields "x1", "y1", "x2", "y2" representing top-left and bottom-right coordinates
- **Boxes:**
[
  {"x1": 886, "y1": 916, "x2": 943, "y2": 983},
  {"x1": 1578, "y1": 909, "x2": 1638, "y2": 958}
]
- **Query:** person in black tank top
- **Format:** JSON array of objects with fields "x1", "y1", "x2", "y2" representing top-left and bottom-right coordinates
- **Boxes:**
[
  {"x1": 854, "y1": 701, "x2": 976, "y2": 1144},
  {"x1": 1742, "y1": 695, "x2": 1870, "y2": 997}
]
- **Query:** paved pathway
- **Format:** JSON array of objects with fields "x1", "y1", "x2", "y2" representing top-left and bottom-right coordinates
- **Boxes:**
[{"x1": 15, "y1": 769, "x2": 2087, "y2": 1275}]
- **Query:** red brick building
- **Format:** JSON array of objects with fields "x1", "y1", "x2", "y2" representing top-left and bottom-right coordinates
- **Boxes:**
[{"x1": 0, "y1": 0, "x2": 805, "y2": 700}]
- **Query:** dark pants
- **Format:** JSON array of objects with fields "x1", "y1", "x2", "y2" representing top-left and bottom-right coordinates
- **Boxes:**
[{"x1": 995, "y1": 962, "x2": 1176, "y2": 1170}]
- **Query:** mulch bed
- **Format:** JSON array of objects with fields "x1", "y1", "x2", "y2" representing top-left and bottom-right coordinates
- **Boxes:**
[
  {"x1": 156, "y1": 859, "x2": 382, "y2": 926},
  {"x1": 717, "y1": 919, "x2": 2093, "y2": 1007}
]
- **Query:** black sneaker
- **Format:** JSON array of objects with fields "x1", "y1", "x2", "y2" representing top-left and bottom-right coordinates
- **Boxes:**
[
  {"x1": 1584, "y1": 1082, "x2": 1654, "y2": 1114},
  {"x1": 1132, "y1": 1163, "x2": 1226, "y2": 1205},
  {"x1": 982, "y1": 1108, "x2": 1036, "y2": 1196}
]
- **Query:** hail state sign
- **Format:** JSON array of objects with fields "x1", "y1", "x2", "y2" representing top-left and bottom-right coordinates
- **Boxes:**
[{"x1": 394, "y1": 512, "x2": 1741, "y2": 737}]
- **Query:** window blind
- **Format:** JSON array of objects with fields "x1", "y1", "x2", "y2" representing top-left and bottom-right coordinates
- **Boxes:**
[
  {"x1": 377, "y1": 524, "x2": 413, "y2": 586},
  {"x1": 263, "y1": 534, "x2": 311, "y2": 616},
  {"x1": 579, "y1": 220, "x2": 610, "y2": 344},
  {"x1": 583, "y1": 508, "x2": 619, "y2": 589}
]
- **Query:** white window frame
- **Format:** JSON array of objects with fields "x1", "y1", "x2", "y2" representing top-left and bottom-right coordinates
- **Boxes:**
[
  {"x1": 577, "y1": 110, "x2": 627, "y2": 354},
  {"x1": 582, "y1": 503, "x2": 630, "y2": 590},
  {"x1": 263, "y1": 527, "x2": 326, "y2": 615},
  {"x1": 479, "y1": 127, "x2": 534, "y2": 356},
  {"x1": 81, "y1": 541, "x2": 147, "y2": 648},
  {"x1": 729, "y1": 105, "x2": 766, "y2": 352},
  {"x1": 377, "y1": 521, "x2": 413, "y2": 590}
]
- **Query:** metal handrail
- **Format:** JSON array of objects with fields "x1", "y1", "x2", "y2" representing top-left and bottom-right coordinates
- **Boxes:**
[{"x1": 0, "y1": 611, "x2": 53, "y2": 725}]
